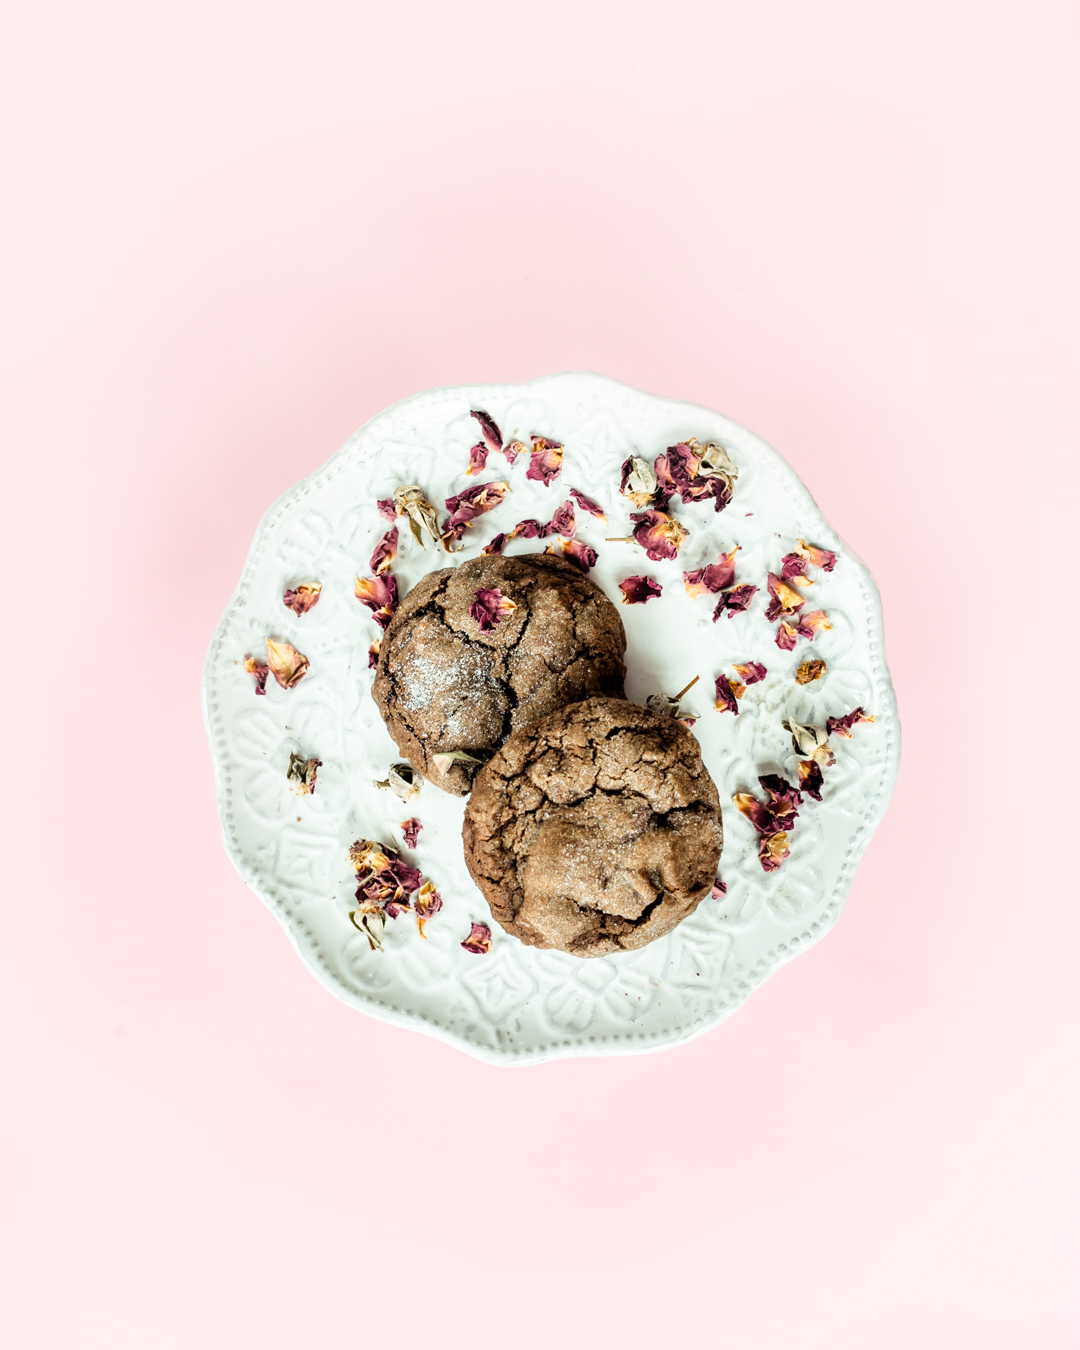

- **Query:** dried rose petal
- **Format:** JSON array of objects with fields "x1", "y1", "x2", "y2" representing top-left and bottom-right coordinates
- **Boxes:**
[
  {"x1": 503, "y1": 440, "x2": 525, "y2": 464},
  {"x1": 442, "y1": 480, "x2": 511, "y2": 548},
  {"x1": 461, "y1": 921, "x2": 493, "y2": 955},
  {"x1": 826, "y1": 707, "x2": 875, "y2": 739},
  {"x1": 369, "y1": 526, "x2": 399, "y2": 576},
  {"x1": 658, "y1": 440, "x2": 736, "y2": 513},
  {"x1": 553, "y1": 539, "x2": 597, "y2": 573},
  {"x1": 711, "y1": 878, "x2": 727, "y2": 899},
  {"x1": 414, "y1": 880, "x2": 443, "y2": 938},
  {"x1": 713, "y1": 584, "x2": 759, "y2": 620},
  {"x1": 392, "y1": 485, "x2": 442, "y2": 548},
  {"x1": 733, "y1": 792, "x2": 775, "y2": 834},
  {"x1": 683, "y1": 546, "x2": 739, "y2": 598},
  {"x1": 794, "y1": 610, "x2": 832, "y2": 640},
  {"x1": 383, "y1": 895, "x2": 413, "y2": 920},
  {"x1": 758, "y1": 831, "x2": 791, "y2": 872},
  {"x1": 758, "y1": 773, "x2": 802, "y2": 829},
  {"x1": 510, "y1": 518, "x2": 546, "y2": 539},
  {"x1": 795, "y1": 658, "x2": 826, "y2": 684},
  {"x1": 546, "y1": 500, "x2": 576, "y2": 539},
  {"x1": 568, "y1": 487, "x2": 607, "y2": 522},
  {"x1": 715, "y1": 674, "x2": 741, "y2": 715},
  {"x1": 466, "y1": 442, "x2": 489, "y2": 476},
  {"x1": 482, "y1": 532, "x2": 508, "y2": 556},
  {"x1": 798, "y1": 759, "x2": 824, "y2": 801},
  {"x1": 368, "y1": 640, "x2": 381, "y2": 670},
  {"x1": 733, "y1": 661, "x2": 767, "y2": 685},
  {"x1": 652, "y1": 452, "x2": 679, "y2": 506},
  {"x1": 287, "y1": 753, "x2": 321, "y2": 795},
  {"x1": 526, "y1": 436, "x2": 564, "y2": 485},
  {"x1": 265, "y1": 638, "x2": 309, "y2": 689},
  {"x1": 620, "y1": 456, "x2": 659, "y2": 507},
  {"x1": 355, "y1": 574, "x2": 399, "y2": 630},
  {"x1": 283, "y1": 582, "x2": 322, "y2": 616},
  {"x1": 677, "y1": 717, "x2": 698, "y2": 730},
  {"x1": 618, "y1": 575, "x2": 662, "y2": 605},
  {"x1": 470, "y1": 409, "x2": 503, "y2": 454},
  {"x1": 629, "y1": 509, "x2": 689, "y2": 561},
  {"x1": 377, "y1": 498, "x2": 397, "y2": 523},
  {"x1": 780, "y1": 552, "x2": 813, "y2": 584},
  {"x1": 400, "y1": 817, "x2": 421, "y2": 848},
  {"x1": 469, "y1": 586, "x2": 517, "y2": 632},
  {"x1": 775, "y1": 621, "x2": 798, "y2": 650},
  {"x1": 244, "y1": 656, "x2": 269, "y2": 695},
  {"x1": 765, "y1": 573, "x2": 806, "y2": 622},
  {"x1": 796, "y1": 539, "x2": 837, "y2": 572}
]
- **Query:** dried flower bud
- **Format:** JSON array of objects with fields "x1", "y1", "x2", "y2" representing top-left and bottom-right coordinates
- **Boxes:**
[
  {"x1": 470, "y1": 409, "x2": 503, "y2": 454},
  {"x1": 461, "y1": 921, "x2": 493, "y2": 955},
  {"x1": 732, "y1": 661, "x2": 767, "y2": 686},
  {"x1": 618, "y1": 575, "x2": 662, "y2": 605},
  {"x1": 795, "y1": 659, "x2": 826, "y2": 684},
  {"x1": 526, "y1": 437, "x2": 564, "y2": 485},
  {"x1": 620, "y1": 456, "x2": 659, "y2": 507},
  {"x1": 369, "y1": 526, "x2": 399, "y2": 576},
  {"x1": 469, "y1": 586, "x2": 517, "y2": 632},
  {"x1": 244, "y1": 656, "x2": 269, "y2": 695},
  {"x1": 393, "y1": 485, "x2": 442, "y2": 548},
  {"x1": 568, "y1": 487, "x2": 607, "y2": 522},
  {"x1": 283, "y1": 582, "x2": 322, "y2": 616},
  {"x1": 265, "y1": 638, "x2": 310, "y2": 689},
  {"x1": 629, "y1": 509, "x2": 689, "y2": 561},
  {"x1": 783, "y1": 719, "x2": 835, "y2": 766},
  {"x1": 826, "y1": 707, "x2": 874, "y2": 738},
  {"x1": 374, "y1": 762, "x2": 421, "y2": 803},
  {"x1": 401, "y1": 817, "x2": 421, "y2": 848},
  {"x1": 287, "y1": 753, "x2": 321, "y2": 795},
  {"x1": 349, "y1": 904, "x2": 385, "y2": 952},
  {"x1": 431, "y1": 749, "x2": 483, "y2": 776}
]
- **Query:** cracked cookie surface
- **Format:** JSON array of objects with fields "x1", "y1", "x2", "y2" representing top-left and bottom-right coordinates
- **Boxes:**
[
  {"x1": 462, "y1": 697, "x2": 724, "y2": 957},
  {"x1": 372, "y1": 554, "x2": 627, "y2": 795}
]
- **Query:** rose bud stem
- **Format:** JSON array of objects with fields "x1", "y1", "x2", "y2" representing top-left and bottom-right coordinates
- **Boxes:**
[
  {"x1": 604, "y1": 536, "x2": 635, "y2": 542},
  {"x1": 673, "y1": 675, "x2": 700, "y2": 701}
]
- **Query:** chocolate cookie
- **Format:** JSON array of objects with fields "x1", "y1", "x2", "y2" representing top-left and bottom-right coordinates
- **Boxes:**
[
  {"x1": 372, "y1": 554, "x2": 627, "y2": 795},
  {"x1": 462, "y1": 697, "x2": 724, "y2": 957}
]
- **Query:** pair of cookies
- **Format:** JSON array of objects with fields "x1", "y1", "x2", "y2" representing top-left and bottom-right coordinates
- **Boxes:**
[{"x1": 371, "y1": 554, "x2": 723, "y2": 958}]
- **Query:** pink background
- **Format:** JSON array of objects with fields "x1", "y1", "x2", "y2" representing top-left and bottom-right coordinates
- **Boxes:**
[{"x1": 2, "y1": 2, "x2": 1077, "y2": 1345}]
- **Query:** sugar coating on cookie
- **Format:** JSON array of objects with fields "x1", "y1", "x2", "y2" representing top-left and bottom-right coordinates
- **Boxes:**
[
  {"x1": 462, "y1": 697, "x2": 724, "y2": 957},
  {"x1": 371, "y1": 554, "x2": 627, "y2": 796}
]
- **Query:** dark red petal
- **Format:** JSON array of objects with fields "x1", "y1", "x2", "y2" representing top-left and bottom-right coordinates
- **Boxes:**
[
  {"x1": 546, "y1": 500, "x2": 576, "y2": 538},
  {"x1": 798, "y1": 759, "x2": 824, "y2": 801},
  {"x1": 482, "y1": 533, "x2": 508, "y2": 555},
  {"x1": 377, "y1": 498, "x2": 396, "y2": 522},
  {"x1": 714, "y1": 674, "x2": 740, "y2": 715},
  {"x1": 467, "y1": 442, "x2": 488, "y2": 476},
  {"x1": 369, "y1": 526, "x2": 399, "y2": 576},
  {"x1": 470, "y1": 409, "x2": 503, "y2": 453},
  {"x1": 825, "y1": 707, "x2": 874, "y2": 738},
  {"x1": 617, "y1": 575, "x2": 663, "y2": 605},
  {"x1": 774, "y1": 621, "x2": 798, "y2": 650},
  {"x1": 733, "y1": 661, "x2": 767, "y2": 685},
  {"x1": 780, "y1": 552, "x2": 810, "y2": 581},
  {"x1": 400, "y1": 818, "x2": 422, "y2": 849},
  {"x1": 568, "y1": 488, "x2": 606, "y2": 521},
  {"x1": 559, "y1": 540, "x2": 597, "y2": 573}
]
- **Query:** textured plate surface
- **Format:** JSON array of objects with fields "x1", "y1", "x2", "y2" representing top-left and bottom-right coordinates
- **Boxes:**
[{"x1": 203, "y1": 373, "x2": 899, "y2": 1064}]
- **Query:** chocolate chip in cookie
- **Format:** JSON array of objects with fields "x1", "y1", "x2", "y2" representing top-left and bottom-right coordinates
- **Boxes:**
[
  {"x1": 462, "y1": 697, "x2": 724, "y2": 957},
  {"x1": 371, "y1": 554, "x2": 627, "y2": 796}
]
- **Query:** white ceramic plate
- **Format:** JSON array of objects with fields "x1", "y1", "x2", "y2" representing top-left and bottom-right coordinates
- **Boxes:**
[{"x1": 203, "y1": 373, "x2": 899, "y2": 1065}]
